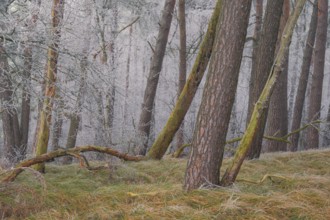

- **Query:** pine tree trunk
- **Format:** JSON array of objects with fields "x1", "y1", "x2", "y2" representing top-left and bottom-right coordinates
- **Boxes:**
[
  {"x1": 137, "y1": 0, "x2": 176, "y2": 155},
  {"x1": 33, "y1": 0, "x2": 64, "y2": 172},
  {"x1": 175, "y1": 0, "x2": 187, "y2": 151},
  {"x1": 146, "y1": 0, "x2": 223, "y2": 159},
  {"x1": 306, "y1": 0, "x2": 328, "y2": 149},
  {"x1": 289, "y1": 0, "x2": 318, "y2": 151},
  {"x1": 184, "y1": 0, "x2": 252, "y2": 191},
  {"x1": 246, "y1": 0, "x2": 285, "y2": 159},
  {"x1": 221, "y1": 0, "x2": 307, "y2": 186},
  {"x1": 263, "y1": 0, "x2": 290, "y2": 153}
]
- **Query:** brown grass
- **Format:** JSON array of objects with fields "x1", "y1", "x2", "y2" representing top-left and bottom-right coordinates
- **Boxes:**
[{"x1": 1, "y1": 149, "x2": 330, "y2": 219}]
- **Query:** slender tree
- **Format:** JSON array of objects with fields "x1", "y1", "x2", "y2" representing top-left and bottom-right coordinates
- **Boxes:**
[
  {"x1": 137, "y1": 0, "x2": 176, "y2": 155},
  {"x1": 33, "y1": 0, "x2": 65, "y2": 172},
  {"x1": 176, "y1": 0, "x2": 187, "y2": 151},
  {"x1": 184, "y1": 0, "x2": 252, "y2": 191},
  {"x1": 289, "y1": 0, "x2": 318, "y2": 151},
  {"x1": 146, "y1": 0, "x2": 223, "y2": 159},
  {"x1": 263, "y1": 0, "x2": 290, "y2": 153},
  {"x1": 306, "y1": 0, "x2": 328, "y2": 149},
  {"x1": 246, "y1": 0, "x2": 285, "y2": 159},
  {"x1": 221, "y1": 0, "x2": 307, "y2": 186}
]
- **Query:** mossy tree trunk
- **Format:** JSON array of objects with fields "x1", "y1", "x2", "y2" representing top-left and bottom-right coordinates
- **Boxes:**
[
  {"x1": 184, "y1": 0, "x2": 252, "y2": 191},
  {"x1": 137, "y1": 0, "x2": 176, "y2": 155},
  {"x1": 220, "y1": 0, "x2": 307, "y2": 186},
  {"x1": 146, "y1": 0, "x2": 223, "y2": 159},
  {"x1": 289, "y1": 0, "x2": 318, "y2": 151},
  {"x1": 306, "y1": 0, "x2": 328, "y2": 149},
  {"x1": 33, "y1": 0, "x2": 65, "y2": 172}
]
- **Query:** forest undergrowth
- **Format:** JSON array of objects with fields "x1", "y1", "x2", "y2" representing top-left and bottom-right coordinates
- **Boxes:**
[{"x1": 1, "y1": 149, "x2": 330, "y2": 219}]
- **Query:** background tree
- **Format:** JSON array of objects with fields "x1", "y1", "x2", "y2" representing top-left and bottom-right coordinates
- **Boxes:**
[
  {"x1": 184, "y1": 0, "x2": 252, "y2": 190},
  {"x1": 306, "y1": 0, "x2": 328, "y2": 149},
  {"x1": 137, "y1": 0, "x2": 176, "y2": 155},
  {"x1": 263, "y1": 0, "x2": 290, "y2": 153},
  {"x1": 246, "y1": 0, "x2": 284, "y2": 159},
  {"x1": 289, "y1": 0, "x2": 318, "y2": 151},
  {"x1": 176, "y1": 0, "x2": 187, "y2": 151}
]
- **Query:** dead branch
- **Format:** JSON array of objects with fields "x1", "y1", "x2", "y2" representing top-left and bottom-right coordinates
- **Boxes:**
[{"x1": 1, "y1": 145, "x2": 145, "y2": 183}]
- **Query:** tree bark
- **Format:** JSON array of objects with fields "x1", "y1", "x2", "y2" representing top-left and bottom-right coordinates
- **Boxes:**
[
  {"x1": 184, "y1": 0, "x2": 252, "y2": 191},
  {"x1": 146, "y1": 0, "x2": 223, "y2": 159},
  {"x1": 246, "y1": 0, "x2": 285, "y2": 159},
  {"x1": 263, "y1": 0, "x2": 290, "y2": 153},
  {"x1": 138, "y1": 0, "x2": 176, "y2": 155},
  {"x1": 33, "y1": 0, "x2": 65, "y2": 172},
  {"x1": 220, "y1": 0, "x2": 307, "y2": 186},
  {"x1": 175, "y1": 0, "x2": 187, "y2": 151},
  {"x1": 289, "y1": 0, "x2": 318, "y2": 151},
  {"x1": 306, "y1": 0, "x2": 328, "y2": 149}
]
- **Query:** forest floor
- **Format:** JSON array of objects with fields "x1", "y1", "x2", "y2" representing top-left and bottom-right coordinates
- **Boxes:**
[{"x1": 1, "y1": 149, "x2": 330, "y2": 219}]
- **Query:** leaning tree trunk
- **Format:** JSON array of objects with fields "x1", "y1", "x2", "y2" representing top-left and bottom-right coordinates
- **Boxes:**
[
  {"x1": 146, "y1": 0, "x2": 223, "y2": 159},
  {"x1": 246, "y1": 0, "x2": 284, "y2": 159},
  {"x1": 175, "y1": 0, "x2": 187, "y2": 151},
  {"x1": 221, "y1": 0, "x2": 307, "y2": 186},
  {"x1": 289, "y1": 0, "x2": 318, "y2": 151},
  {"x1": 33, "y1": 0, "x2": 64, "y2": 172},
  {"x1": 306, "y1": 0, "x2": 328, "y2": 150},
  {"x1": 137, "y1": 0, "x2": 176, "y2": 155},
  {"x1": 184, "y1": 0, "x2": 252, "y2": 191},
  {"x1": 263, "y1": 0, "x2": 290, "y2": 153}
]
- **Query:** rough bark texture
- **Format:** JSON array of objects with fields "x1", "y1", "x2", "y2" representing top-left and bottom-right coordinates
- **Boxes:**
[
  {"x1": 306, "y1": 0, "x2": 328, "y2": 149},
  {"x1": 263, "y1": 0, "x2": 290, "y2": 153},
  {"x1": 138, "y1": 0, "x2": 176, "y2": 155},
  {"x1": 184, "y1": 0, "x2": 252, "y2": 191},
  {"x1": 289, "y1": 0, "x2": 318, "y2": 151},
  {"x1": 221, "y1": 0, "x2": 306, "y2": 186},
  {"x1": 33, "y1": 0, "x2": 64, "y2": 172},
  {"x1": 1, "y1": 146, "x2": 144, "y2": 183},
  {"x1": 251, "y1": 0, "x2": 263, "y2": 70},
  {"x1": 246, "y1": 0, "x2": 285, "y2": 159},
  {"x1": 175, "y1": 0, "x2": 187, "y2": 151},
  {"x1": 147, "y1": 0, "x2": 222, "y2": 159}
]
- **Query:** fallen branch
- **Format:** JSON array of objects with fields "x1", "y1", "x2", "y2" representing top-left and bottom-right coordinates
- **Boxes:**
[
  {"x1": 1, "y1": 145, "x2": 145, "y2": 183},
  {"x1": 237, "y1": 174, "x2": 289, "y2": 184}
]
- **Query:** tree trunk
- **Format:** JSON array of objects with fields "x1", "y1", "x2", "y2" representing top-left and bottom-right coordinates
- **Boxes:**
[
  {"x1": 62, "y1": 53, "x2": 88, "y2": 164},
  {"x1": 263, "y1": 0, "x2": 290, "y2": 153},
  {"x1": 146, "y1": 0, "x2": 223, "y2": 159},
  {"x1": 137, "y1": 0, "x2": 176, "y2": 155},
  {"x1": 33, "y1": 0, "x2": 64, "y2": 172},
  {"x1": 184, "y1": 0, "x2": 252, "y2": 191},
  {"x1": 0, "y1": 43, "x2": 21, "y2": 164},
  {"x1": 220, "y1": 0, "x2": 307, "y2": 186},
  {"x1": 175, "y1": 0, "x2": 187, "y2": 151},
  {"x1": 306, "y1": 0, "x2": 328, "y2": 149},
  {"x1": 323, "y1": 103, "x2": 330, "y2": 147},
  {"x1": 289, "y1": 0, "x2": 318, "y2": 151},
  {"x1": 51, "y1": 97, "x2": 64, "y2": 152},
  {"x1": 246, "y1": 0, "x2": 285, "y2": 159}
]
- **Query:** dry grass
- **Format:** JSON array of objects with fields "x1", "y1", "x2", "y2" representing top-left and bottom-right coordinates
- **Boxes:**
[{"x1": 1, "y1": 149, "x2": 330, "y2": 219}]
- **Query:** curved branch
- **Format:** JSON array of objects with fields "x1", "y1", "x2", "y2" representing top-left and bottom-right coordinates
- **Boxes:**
[{"x1": 1, "y1": 145, "x2": 145, "y2": 183}]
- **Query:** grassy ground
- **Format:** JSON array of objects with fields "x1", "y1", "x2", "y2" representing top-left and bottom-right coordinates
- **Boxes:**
[{"x1": 1, "y1": 149, "x2": 330, "y2": 219}]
